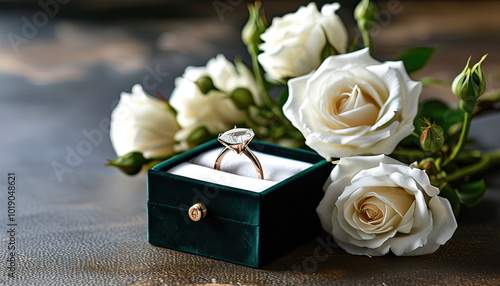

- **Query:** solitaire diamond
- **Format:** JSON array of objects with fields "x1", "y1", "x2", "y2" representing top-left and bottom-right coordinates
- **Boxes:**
[{"x1": 217, "y1": 128, "x2": 255, "y2": 154}]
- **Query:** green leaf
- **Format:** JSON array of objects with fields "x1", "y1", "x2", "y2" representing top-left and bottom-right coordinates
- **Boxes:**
[
  {"x1": 439, "y1": 184, "x2": 461, "y2": 217},
  {"x1": 415, "y1": 100, "x2": 464, "y2": 135},
  {"x1": 263, "y1": 79, "x2": 282, "y2": 90},
  {"x1": 456, "y1": 179, "x2": 486, "y2": 207},
  {"x1": 398, "y1": 47, "x2": 436, "y2": 74},
  {"x1": 277, "y1": 86, "x2": 289, "y2": 109},
  {"x1": 320, "y1": 39, "x2": 339, "y2": 62}
]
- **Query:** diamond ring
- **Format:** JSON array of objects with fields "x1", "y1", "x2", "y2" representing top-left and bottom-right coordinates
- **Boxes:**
[{"x1": 214, "y1": 127, "x2": 264, "y2": 180}]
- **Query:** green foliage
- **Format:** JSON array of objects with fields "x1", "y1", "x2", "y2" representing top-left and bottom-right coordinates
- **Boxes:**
[
  {"x1": 242, "y1": 1, "x2": 267, "y2": 49},
  {"x1": 419, "y1": 118, "x2": 445, "y2": 153},
  {"x1": 320, "y1": 38, "x2": 339, "y2": 62},
  {"x1": 439, "y1": 184, "x2": 461, "y2": 217},
  {"x1": 355, "y1": 0, "x2": 379, "y2": 32},
  {"x1": 196, "y1": 76, "x2": 217, "y2": 95},
  {"x1": 415, "y1": 100, "x2": 464, "y2": 135},
  {"x1": 277, "y1": 86, "x2": 289, "y2": 110},
  {"x1": 186, "y1": 125, "x2": 212, "y2": 147},
  {"x1": 452, "y1": 55, "x2": 488, "y2": 102},
  {"x1": 398, "y1": 47, "x2": 436, "y2": 74},
  {"x1": 456, "y1": 179, "x2": 486, "y2": 207},
  {"x1": 106, "y1": 151, "x2": 146, "y2": 175},
  {"x1": 355, "y1": 0, "x2": 379, "y2": 50},
  {"x1": 230, "y1": 87, "x2": 255, "y2": 110}
]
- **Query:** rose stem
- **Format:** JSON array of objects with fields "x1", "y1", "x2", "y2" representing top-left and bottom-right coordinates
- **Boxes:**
[
  {"x1": 446, "y1": 149, "x2": 500, "y2": 183},
  {"x1": 248, "y1": 45, "x2": 274, "y2": 109},
  {"x1": 248, "y1": 44, "x2": 295, "y2": 131},
  {"x1": 443, "y1": 111, "x2": 472, "y2": 167}
]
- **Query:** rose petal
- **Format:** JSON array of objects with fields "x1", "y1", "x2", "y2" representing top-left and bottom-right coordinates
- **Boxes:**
[
  {"x1": 402, "y1": 197, "x2": 457, "y2": 256},
  {"x1": 317, "y1": 176, "x2": 352, "y2": 232},
  {"x1": 110, "y1": 84, "x2": 178, "y2": 157},
  {"x1": 396, "y1": 202, "x2": 416, "y2": 234},
  {"x1": 385, "y1": 210, "x2": 433, "y2": 256},
  {"x1": 320, "y1": 3, "x2": 347, "y2": 53},
  {"x1": 284, "y1": 75, "x2": 311, "y2": 134},
  {"x1": 320, "y1": 48, "x2": 379, "y2": 71}
]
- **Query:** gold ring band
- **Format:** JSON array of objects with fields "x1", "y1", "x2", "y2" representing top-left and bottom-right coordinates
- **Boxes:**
[{"x1": 214, "y1": 146, "x2": 264, "y2": 179}]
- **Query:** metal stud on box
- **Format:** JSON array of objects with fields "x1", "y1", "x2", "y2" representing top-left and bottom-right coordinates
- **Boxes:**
[{"x1": 188, "y1": 203, "x2": 207, "y2": 222}]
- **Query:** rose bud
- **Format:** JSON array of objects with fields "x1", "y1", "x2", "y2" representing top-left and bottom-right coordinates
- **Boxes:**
[
  {"x1": 452, "y1": 54, "x2": 487, "y2": 112},
  {"x1": 106, "y1": 151, "x2": 146, "y2": 175},
  {"x1": 186, "y1": 125, "x2": 212, "y2": 148},
  {"x1": 355, "y1": 0, "x2": 379, "y2": 31},
  {"x1": 196, "y1": 76, "x2": 217, "y2": 95},
  {"x1": 420, "y1": 119, "x2": 444, "y2": 153},
  {"x1": 242, "y1": 1, "x2": 267, "y2": 49},
  {"x1": 418, "y1": 158, "x2": 438, "y2": 176},
  {"x1": 230, "y1": 87, "x2": 255, "y2": 110}
]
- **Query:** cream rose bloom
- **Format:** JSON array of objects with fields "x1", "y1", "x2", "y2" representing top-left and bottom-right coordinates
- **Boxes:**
[
  {"x1": 110, "y1": 84, "x2": 179, "y2": 158},
  {"x1": 169, "y1": 54, "x2": 259, "y2": 135},
  {"x1": 283, "y1": 48, "x2": 421, "y2": 159},
  {"x1": 258, "y1": 2, "x2": 347, "y2": 80},
  {"x1": 317, "y1": 155, "x2": 457, "y2": 256}
]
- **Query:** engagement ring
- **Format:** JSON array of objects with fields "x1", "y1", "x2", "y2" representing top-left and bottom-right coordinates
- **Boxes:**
[{"x1": 214, "y1": 127, "x2": 264, "y2": 179}]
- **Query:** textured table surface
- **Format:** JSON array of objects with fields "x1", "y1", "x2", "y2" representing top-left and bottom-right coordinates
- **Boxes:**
[{"x1": 1, "y1": 1, "x2": 500, "y2": 285}]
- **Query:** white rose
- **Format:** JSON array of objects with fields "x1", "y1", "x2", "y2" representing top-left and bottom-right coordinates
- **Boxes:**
[
  {"x1": 110, "y1": 84, "x2": 179, "y2": 158},
  {"x1": 283, "y1": 48, "x2": 421, "y2": 159},
  {"x1": 317, "y1": 155, "x2": 457, "y2": 256},
  {"x1": 258, "y1": 2, "x2": 348, "y2": 80},
  {"x1": 169, "y1": 54, "x2": 260, "y2": 134}
]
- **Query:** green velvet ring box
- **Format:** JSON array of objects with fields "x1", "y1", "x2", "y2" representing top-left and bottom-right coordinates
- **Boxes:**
[{"x1": 147, "y1": 139, "x2": 333, "y2": 268}]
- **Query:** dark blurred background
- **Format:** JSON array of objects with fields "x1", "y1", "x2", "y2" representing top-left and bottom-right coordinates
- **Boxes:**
[
  {"x1": 0, "y1": 0, "x2": 342, "y2": 18},
  {"x1": 1, "y1": 0, "x2": 498, "y2": 96}
]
